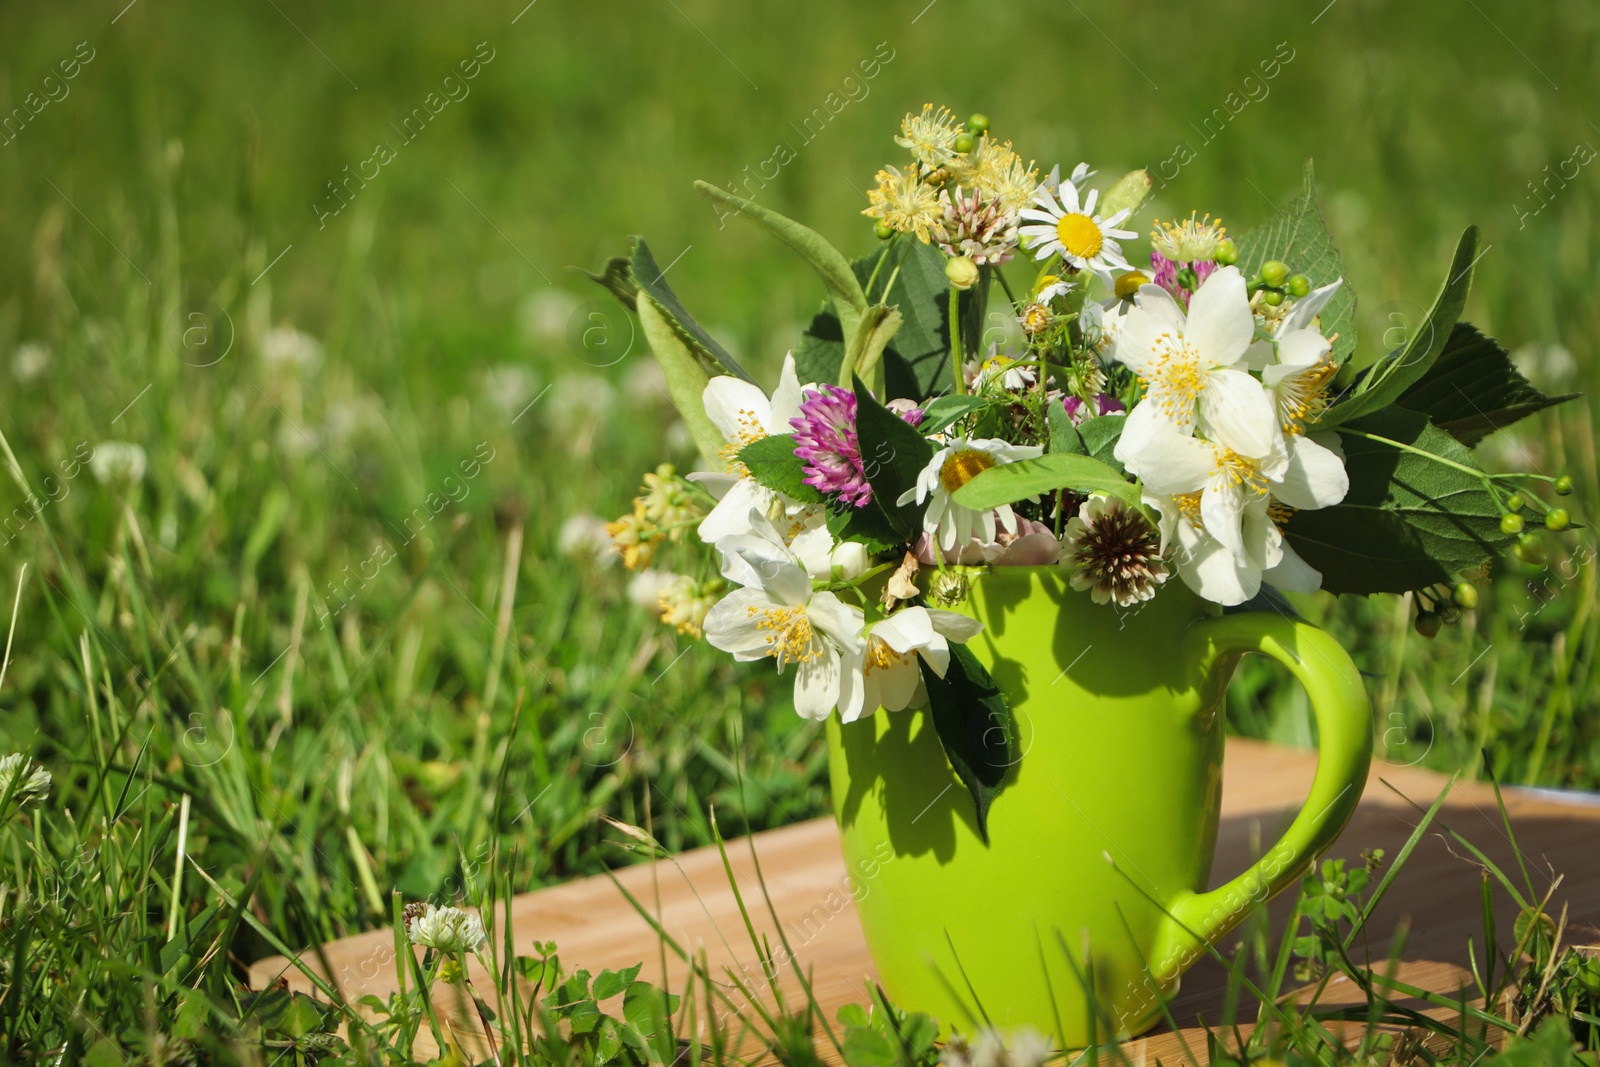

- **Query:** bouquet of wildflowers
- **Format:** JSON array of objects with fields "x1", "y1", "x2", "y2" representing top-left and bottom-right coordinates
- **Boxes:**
[{"x1": 590, "y1": 105, "x2": 1578, "y2": 827}]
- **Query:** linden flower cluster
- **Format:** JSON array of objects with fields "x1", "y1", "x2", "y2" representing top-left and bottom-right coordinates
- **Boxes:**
[{"x1": 864, "y1": 105, "x2": 1037, "y2": 273}]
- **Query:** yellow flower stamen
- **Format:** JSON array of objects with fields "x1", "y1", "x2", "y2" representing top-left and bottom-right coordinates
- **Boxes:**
[
  {"x1": 1173, "y1": 491, "x2": 1204, "y2": 529},
  {"x1": 748, "y1": 603, "x2": 821, "y2": 666},
  {"x1": 1056, "y1": 213, "x2": 1104, "y2": 259},
  {"x1": 865, "y1": 636, "x2": 913, "y2": 674},
  {"x1": 938, "y1": 449, "x2": 998, "y2": 492},
  {"x1": 1138, "y1": 332, "x2": 1207, "y2": 429},
  {"x1": 1213, "y1": 448, "x2": 1269, "y2": 497},
  {"x1": 1278, "y1": 356, "x2": 1339, "y2": 435},
  {"x1": 718, "y1": 407, "x2": 768, "y2": 475}
]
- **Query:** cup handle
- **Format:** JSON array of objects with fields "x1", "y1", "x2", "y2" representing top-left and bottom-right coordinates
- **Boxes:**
[{"x1": 1147, "y1": 610, "x2": 1372, "y2": 983}]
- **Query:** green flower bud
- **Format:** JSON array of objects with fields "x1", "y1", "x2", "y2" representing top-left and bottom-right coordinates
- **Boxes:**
[
  {"x1": 1101, "y1": 169, "x2": 1154, "y2": 222},
  {"x1": 1500, "y1": 512, "x2": 1524, "y2": 535},
  {"x1": 874, "y1": 220, "x2": 894, "y2": 240},
  {"x1": 1263, "y1": 289, "x2": 1285, "y2": 307},
  {"x1": 1513, "y1": 534, "x2": 1545, "y2": 565},
  {"x1": 1506, "y1": 493, "x2": 1525, "y2": 511},
  {"x1": 1287, "y1": 274, "x2": 1312, "y2": 298},
  {"x1": 954, "y1": 132, "x2": 975, "y2": 154},
  {"x1": 945, "y1": 255, "x2": 981, "y2": 290},
  {"x1": 1260, "y1": 260, "x2": 1290, "y2": 287},
  {"x1": 1414, "y1": 611, "x2": 1441, "y2": 639},
  {"x1": 1452, "y1": 582, "x2": 1479, "y2": 610},
  {"x1": 1555, "y1": 475, "x2": 1574, "y2": 495},
  {"x1": 967, "y1": 113, "x2": 990, "y2": 135},
  {"x1": 1545, "y1": 507, "x2": 1571, "y2": 531},
  {"x1": 1213, "y1": 238, "x2": 1239, "y2": 266}
]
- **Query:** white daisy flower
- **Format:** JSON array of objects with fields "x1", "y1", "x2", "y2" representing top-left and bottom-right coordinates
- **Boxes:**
[
  {"x1": 1018, "y1": 174, "x2": 1136, "y2": 282},
  {"x1": 689, "y1": 355, "x2": 810, "y2": 542},
  {"x1": 897, "y1": 437, "x2": 1043, "y2": 552},
  {"x1": 704, "y1": 510, "x2": 866, "y2": 721},
  {"x1": 1111, "y1": 266, "x2": 1282, "y2": 468}
]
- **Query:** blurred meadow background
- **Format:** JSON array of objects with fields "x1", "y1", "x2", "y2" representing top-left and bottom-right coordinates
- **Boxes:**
[{"x1": 0, "y1": 0, "x2": 1597, "y2": 1055}]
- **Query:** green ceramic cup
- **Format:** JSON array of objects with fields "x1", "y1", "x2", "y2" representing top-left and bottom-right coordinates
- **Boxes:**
[{"x1": 826, "y1": 566, "x2": 1372, "y2": 1044}]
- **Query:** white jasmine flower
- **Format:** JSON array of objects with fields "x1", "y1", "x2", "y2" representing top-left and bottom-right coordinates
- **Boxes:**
[
  {"x1": 1133, "y1": 425, "x2": 1345, "y2": 605},
  {"x1": 898, "y1": 437, "x2": 1043, "y2": 552},
  {"x1": 1112, "y1": 267, "x2": 1281, "y2": 468},
  {"x1": 406, "y1": 903, "x2": 486, "y2": 953},
  {"x1": 0, "y1": 753, "x2": 51, "y2": 809},
  {"x1": 1019, "y1": 173, "x2": 1136, "y2": 282},
  {"x1": 89, "y1": 442, "x2": 147, "y2": 485},
  {"x1": 1265, "y1": 327, "x2": 1340, "y2": 435},
  {"x1": 704, "y1": 510, "x2": 866, "y2": 721},
  {"x1": 689, "y1": 354, "x2": 810, "y2": 542},
  {"x1": 849, "y1": 606, "x2": 984, "y2": 721}
]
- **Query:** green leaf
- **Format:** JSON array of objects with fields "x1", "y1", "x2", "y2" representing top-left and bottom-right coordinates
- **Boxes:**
[
  {"x1": 592, "y1": 962, "x2": 641, "y2": 1000},
  {"x1": 631, "y1": 237, "x2": 752, "y2": 381},
  {"x1": 853, "y1": 378, "x2": 933, "y2": 539},
  {"x1": 1047, "y1": 403, "x2": 1086, "y2": 455},
  {"x1": 1394, "y1": 322, "x2": 1579, "y2": 447},
  {"x1": 795, "y1": 310, "x2": 845, "y2": 387},
  {"x1": 621, "y1": 981, "x2": 680, "y2": 1032},
  {"x1": 920, "y1": 394, "x2": 993, "y2": 435},
  {"x1": 695, "y1": 180, "x2": 868, "y2": 350},
  {"x1": 1077, "y1": 414, "x2": 1127, "y2": 475},
  {"x1": 1283, "y1": 407, "x2": 1515, "y2": 595},
  {"x1": 825, "y1": 502, "x2": 900, "y2": 556},
  {"x1": 1314, "y1": 227, "x2": 1479, "y2": 430},
  {"x1": 579, "y1": 253, "x2": 636, "y2": 311},
  {"x1": 842, "y1": 303, "x2": 903, "y2": 397},
  {"x1": 637, "y1": 294, "x2": 724, "y2": 466},
  {"x1": 1101, "y1": 168, "x2": 1154, "y2": 221},
  {"x1": 1235, "y1": 160, "x2": 1357, "y2": 365},
  {"x1": 920, "y1": 644, "x2": 1015, "y2": 844},
  {"x1": 738, "y1": 434, "x2": 824, "y2": 505},
  {"x1": 841, "y1": 1024, "x2": 900, "y2": 1067},
  {"x1": 596, "y1": 1017, "x2": 624, "y2": 1063},
  {"x1": 859, "y1": 239, "x2": 972, "y2": 397},
  {"x1": 953, "y1": 453, "x2": 1139, "y2": 511}
]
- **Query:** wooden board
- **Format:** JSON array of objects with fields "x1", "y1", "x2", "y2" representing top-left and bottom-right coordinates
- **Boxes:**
[{"x1": 250, "y1": 740, "x2": 1600, "y2": 1060}]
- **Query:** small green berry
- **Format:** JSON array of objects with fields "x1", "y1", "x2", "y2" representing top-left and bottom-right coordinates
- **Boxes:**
[
  {"x1": 1414, "y1": 611, "x2": 1441, "y2": 639},
  {"x1": 1513, "y1": 536, "x2": 1545, "y2": 565},
  {"x1": 966, "y1": 113, "x2": 990, "y2": 135},
  {"x1": 1214, "y1": 238, "x2": 1239, "y2": 266},
  {"x1": 1545, "y1": 507, "x2": 1571, "y2": 531},
  {"x1": 1500, "y1": 512, "x2": 1524, "y2": 535},
  {"x1": 874, "y1": 220, "x2": 894, "y2": 240},
  {"x1": 954, "y1": 133, "x2": 975, "y2": 154},
  {"x1": 1287, "y1": 274, "x2": 1312, "y2": 298},
  {"x1": 1555, "y1": 475, "x2": 1574, "y2": 495},
  {"x1": 1260, "y1": 260, "x2": 1290, "y2": 287},
  {"x1": 1263, "y1": 289, "x2": 1285, "y2": 306},
  {"x1": 1452, "y1": 582, "x2": 1479, "y2": 611},
  {"x1": 1506, "y1": 493, "x2": 1525, "y2": 511}
]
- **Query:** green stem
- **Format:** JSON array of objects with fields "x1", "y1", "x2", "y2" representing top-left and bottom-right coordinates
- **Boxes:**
[
  {"x1": 862, "y1": 238, "x2": 896, "y2": 301},
  {"x1": 1341, "y1": 430, "x2": 1494, "y2": 485},
  {"x1": 949, "y1": 283, "x2": 967, "y2": 395},
  {"x1": 994, "y1": 266, "x2": 1024, "y2": 317}
]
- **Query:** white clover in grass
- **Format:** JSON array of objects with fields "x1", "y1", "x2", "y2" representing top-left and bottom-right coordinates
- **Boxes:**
[
  {"x1": 1111, "y1": 267, "x2": 1282, "y2": 469},
  {"x1": 847, "y1": 606, "x2": 985, "y2": 721},
  {"x1": 0, "y1": 754, "x2": 51, "y2": 810},
  {"x1": 259, "y1": 327, "x2": 322, "y2": 371},
  {"x1": 12, "y1": 341, "x2": 50, "y2": 383},
  {"x1": 943, "y1": 1027, "x2": 1054, "y2": 1067},
  {"x1": 405, "y1": 903, "x2": 486, "y2": 954},
  {"x1": 89, "y1": 441, "x2": 147, "y2": 485},
  {"x1": 897, "y1": 437, "x2": 1043, "y2": 552},
  {"x1": 1018, "y1": 172, "x2": 1136, "y2": 283},
  {"x1": 558, "y1": 513, "x2": 615, "y2": 564},
  {"x1": 688, "y1": 354, "x2": 810, "y2": 542},
  {"x1": 704, "y1": 510, "x2": 866, "y2": 721}
]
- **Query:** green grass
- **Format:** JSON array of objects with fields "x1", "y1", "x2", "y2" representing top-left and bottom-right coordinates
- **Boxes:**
[{"x1": 0, "y1": 0, "x2": 1597, "y2": 1059}]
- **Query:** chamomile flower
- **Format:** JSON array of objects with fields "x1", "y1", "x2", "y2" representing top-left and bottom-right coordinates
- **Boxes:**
[
  {"x1": 895, "y1": 104, "x2": 964, "y2": 168},
  {"x1": 864, "y1": 165, "x2": 941, "y2": 243},
  {"x1": 897, "y1": 437, "x2": 1043, "y2": 551},
  {"x1": 1019, "y1": 178, "x2": 1136, "y2": 283}
]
